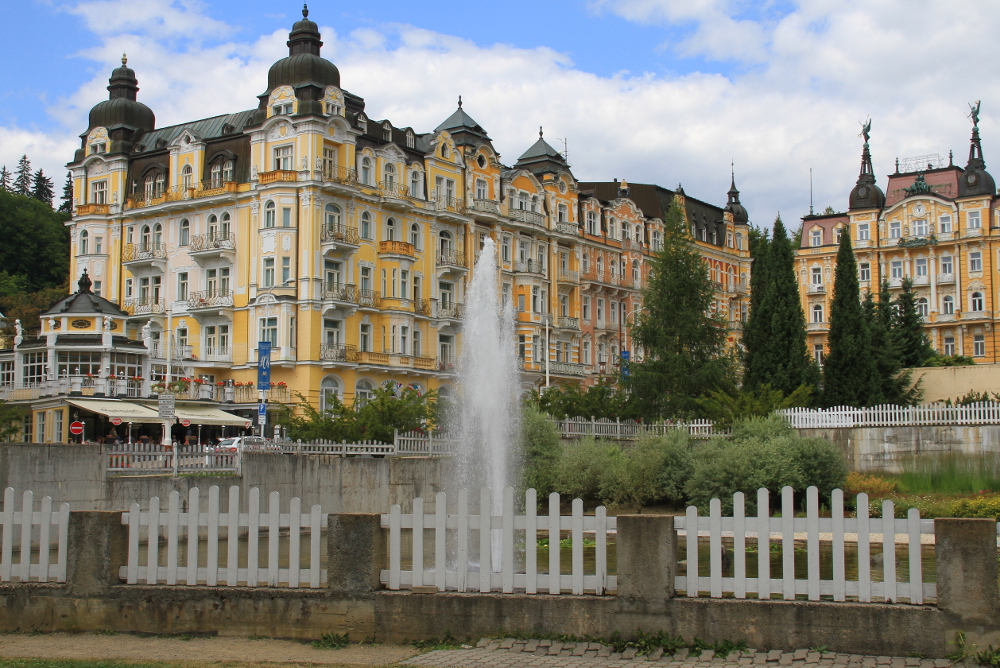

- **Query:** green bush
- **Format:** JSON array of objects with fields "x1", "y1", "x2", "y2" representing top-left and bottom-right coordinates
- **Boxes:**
[
  {"x1": 519, "y1": 406, "x2": 562, "y2": 497},
  {"x1": 948, "y1": 494, "x2": 1000, "y2": 519},
  {"x1": 553, "y1": 437, "x2": 618, "y2": 502},
  {"x1": 598, "y1": 431, "x2": 694, "y2": 508}
]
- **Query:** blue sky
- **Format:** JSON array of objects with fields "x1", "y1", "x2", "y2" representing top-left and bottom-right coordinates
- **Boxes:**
[{"x1": 2, "y1": 0, "x2": 998, "y2": 225}]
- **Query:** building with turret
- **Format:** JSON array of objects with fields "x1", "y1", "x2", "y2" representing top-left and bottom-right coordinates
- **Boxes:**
[{"x1": 0, "y1": 8, "x2": 750, "y2": 442}]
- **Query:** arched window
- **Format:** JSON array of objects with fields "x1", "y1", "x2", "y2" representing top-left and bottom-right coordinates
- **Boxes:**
[
  {"x1": 153, "y1": 223, "x2": 162, "y2": 246},
  {"x1": 410, "y1": 223, "x2": 420, "y2": 247},
  {"x1": 384, "y1": 163, "x2": 396, "y2": 189},
  {"x1": 635, "y1": 224, "x2": 642, "y2": 242},
  {"x1": 586, "y1": 211, "x2": 597, "y2": 235},
  {"x1": 154, "y1": 173, "x2": 165, "y2": 196},
  {"x1": 812, "y1": 304, "x2": 824, "y2": 323},
  {"x1": 79, "y1": 230, "x2": 89, "y2": 255},
  {"x1": 182, "y1": 164, "x2": 193, "y2": 189},
  {"x1": 208, "y1": 214, "x2": 218, "y2": 240},
  {"x1": 386, "y1": 217, "x2": 396, "y2": 241},
  {"x1": 361, "y1": 211, "x2": 371, "y2": 239},
  {"x1": 582, "y1": 253, "x2": 589, "y2": 272},
  {"x1": 410, "y1": 170, "x2": 423, "y2": 198},
  {"x1": 652, "y1": 230, "x2": 661, "y2": 251},
  {"x1": 223, "y1": 160, "x2": 234, "y2": 182},
  {"x1": 440, "y1": 144, "x2": 448, "y2": 159},
  {"x1": 632, "y1": 260, "x2": 640, "y2": 283},
  {"x1": 943, "y1": 295, "x2": 955, "y2": 314},
  {"x1": 622, "y1": 224, "x2": 630, "y2": 241},
  {"x1": 179, "y1": 219, "x2": 190, "y2": 246},
  {"x1": 609, "y1": 218, "x2": 616, "y2": 239},
  {"x1": 439, "y1": 230, "x2": 453, "y2": 253},
  {"x1": 355, "y1": 379, "x2": 374, "y2": 407},
  {"x1": 971, "y1": 292, "x2": 984, "y2": 312},
  {"x1": 597, "y1": 255, "x2": 604, "y2": 274},
  {"x1": 325, "y1": 203, "x2": 341, "y2": 230},
  {"x1": 361, "y1": 157, "x2": 372, "y2": 185},
  {"x1": 265, "y1": 201, "x2": 276, "y2": 228},
  {"x1": 143, "y1": 175, "x2": 154, "y2": 200},
  {"x1": 210, "y1": 163, "x2": 222, "y2": 188},
  {"x1": 916, "y1": 298, "x2": 929, "y2": 318},
  {"x1": 220, "y1": 213, "x2": 231, "y2": 237},
  {"x1": 320, "y1": 376, "x2": 342, "y2": 413},
  {"x1": 140, "y1": 225, "x2": 151, "y2": 246},
  {"x1": 735, "y1": 232, "x2": 743, "y2": 250}
]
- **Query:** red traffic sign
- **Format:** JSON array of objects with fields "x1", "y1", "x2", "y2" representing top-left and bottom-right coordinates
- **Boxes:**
[
  {"x1": 181, "y1": 419, "x2": 191, "y2": 427},
  {"x1": 69, "y1": 421, "x2": 85, "y2": 435},
  {"x1": 111, "y1": 417, "x2": 123, "y2": 426}
]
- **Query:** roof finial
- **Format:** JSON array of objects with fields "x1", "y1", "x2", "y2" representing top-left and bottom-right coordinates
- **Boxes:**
[
  {"x1": 949, "y1": 150, "x2": 954, "y2": 166},
  {"x1": 458, "y1": 95, "x2": 462, "y2": 108},
  {"x1": 78, "y1": 269, "x2": 93, "y2": 294},
  {"x1": 302, "y1": 3, "x2": 309, "y2": 18},
  {"x1": 969, "y1": 100, "x2": 981, "y2": 128},
  {"x1": 539, "y1": 126, "x2": 543, "y2": 139},
  {"x1": 121, "y1": 53, "x2": 127, "y2": 66}
]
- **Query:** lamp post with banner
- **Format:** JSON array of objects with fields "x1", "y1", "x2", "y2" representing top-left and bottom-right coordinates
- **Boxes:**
[{"x1": 253, "y1": 279, "x2": 295, "y2": 438}]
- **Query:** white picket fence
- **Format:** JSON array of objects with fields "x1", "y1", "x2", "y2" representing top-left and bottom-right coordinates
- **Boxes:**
[
  {"x1": 780, "y1": 402, "x2": 1000, "y2": 429},
  {"x1": 106, "y1": 442, "x2": 240, "y2": 475},
  {"x1": 394, "y1": 430, "x2": 458, "y2": 456},
  {"x1": 380, "y1": 487, "x2": 617, "y2": 595},
  {"x1": 556, "y1": 417, "x2": 725, "y2": 440},
  {"x1": 675, "y1": 486, "x2": 934, "y2": 603},
  {"x1": 120, "y1": 486, "x2": 327, "y2": 588},
  {"x1": 1, "y1": 488, "x2": 70, "y2": 583}
]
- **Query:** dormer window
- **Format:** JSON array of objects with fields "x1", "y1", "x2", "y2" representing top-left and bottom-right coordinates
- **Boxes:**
[
  {"x1": 441, "y1": 144, "x2": 449, "y2": 159},
  {"x1": 325, "y1": 102, "x2": 341, "y2": 116},
  {"x1": 155, "y1": 139, "x2": 167, "y2": 149},
  {"x1": 210, "y1": 163, "x2": 223, "y2": 188},
  {"x1": 357, "y1": 114, "x2": 367, "y2": 132},
  {"x1": 221, "y1": 124, "x2": 235, "y2": 135},
  {"x1": 406, "y1": 131, "x2": 414, "y2": 149},
  {"x1": 181, "y1": 164, "x2": 194, "y2": 189},
  {"x1": 382, "y1": 122, "x2": 392, "y2": 141},
  {"x1": 154, "y1": 173, "x2": 165, "y2": 197},
  {"x1": 273, "y1": 103, "x2": 293, "y2": 116},
  {"x1": 223, "y1": 160, "x2": 234, "y2": 182},
  {"x1": 810, "y1": 229, "x2": 822, "y2": 246},
  {"x1": 90, "y1": 142, "x2": 107, "y2": 154}
]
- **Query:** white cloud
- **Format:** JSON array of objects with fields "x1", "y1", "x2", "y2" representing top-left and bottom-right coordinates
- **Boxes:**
[{"x1": 4, "y1": 0, "x2": 999, "y2": 226}]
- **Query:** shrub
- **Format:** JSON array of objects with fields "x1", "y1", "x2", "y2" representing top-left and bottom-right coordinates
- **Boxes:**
[
  {"x1": 786, "y1": 435, "x2": 848, "y2": 498},
  {"x1": 519, "y1": 406, "x2": 562, "y2": 497},
  {"x1": 845, "y1": 472, "x2": 897, "y2": 498},
  {"x1": 948, "y1": 493, "x2": 1000, "y2": 519},
  {"x1": 598, "y1": 432, "x2": 692, "y2": 508},
  {"x1": 553, "y1": 437, "x2": 618, "y2": 502}
]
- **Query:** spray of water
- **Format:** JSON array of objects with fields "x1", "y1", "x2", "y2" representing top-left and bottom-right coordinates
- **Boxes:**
[{"x1": 453, "y1": 237, "x2": 520, "y2": 572}]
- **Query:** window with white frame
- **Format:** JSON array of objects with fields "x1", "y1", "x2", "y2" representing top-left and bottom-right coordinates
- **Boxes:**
[
  {"x1": 813, "y1": 344, "x2": 824, "y2": 365},
  {"x1": 22, "y1": 351, "x2": 47, "y2": 385},
  {"x1": 941, "y1": 255, "x2": 954, "y2": 274},
  {"x1": 916, "y1": 298, "x2": 929, "y2": 318},
  {"x1": 273, "y1": 145, "x2": 293, "y2": 171},
  {"x1": 889, "y1": 221, "x2": 901, "y2": 238},
  {"x1": 858, "y1": 223, "x2": 870, "y2": 240},
  {"x1": 265, "y1": 201, "x2": 276, "y2": 228},
  {"x1": 970, "y1": 251, "x2": 982, "y2": 273},
  {"x1": 557, "y1": 204, "x2": 568, "y2": 223},
  {"x1": 263, "y1": 258, "x2": 275, "y2": 287},
  {"x1": 79, "y1": 230, "x2": 89, "y2": 254},
  {"x1": 361, "y1": 157, "x2": 372, "y2": 185},
  {"x1": 384, "y1": 163, "x2": 396, "y2": 189},
  {"x1": 942, "y1": 295, "x2": 955, "y2": 314},
  {"x1": 812, "y1": 304, "x2": 824, "y2": 323},
  {"x1": 182, "y1": 164, "x2": 193, "y2": 189},
  {"x1": 891, "y1": 261, "x2": 903, "y2": 279},
  {"x1": 971, "y1": 292, "x2": 985, "y2": 312},
  {"x1": 859, "y1": 262, "x2": 871, "y2": 282},
  {"x1": 501, "y1": 236, "x2": 510, "y2": 262},
  {"x1": 916, "y1": 258, "x2": 928, "y2": 277},
  {"x1": 914, "y1": 219, "x2": 928, "y2": 236},
  {"x1": 810, "y1": 229, "x2": 822, "y2": 246},
  {"x1": 410, "y1": 170, "x2": 423, "y2": 198},
  {"x1": 968, "y1": 210, "x2": 982, "y2": 229},
  {"x1": 361, "y1": 212, "x2": 372, "y2": 239},
  {"x1": 223, "y1": 160, "x2": 234, "y2": 182},
  {"x1": 91, "y1": 180, "x2": 107, "y2": 205},
  {"x1": 259, "y1": 317, "x2": 278, "y2": 345},
  {"x1": 974, "y1": 334, "x2": 986, "y2": 357},
  {"x1": 586, "y1": 211, "x2": 597, "y2": 235},
  {"x1": 178, "y1": 272, "x2": 189, "y2": 301},
  {"x1": 811, "y1": 267, "x2": 822, "y2": 284},
  {"x1": 939, "y1": 215, "x2": 952, "y2": 233},
  {"x1": 180, "y1": 219, "x2": 190, "y2": 245},
  {"x1": 476, "y1": 179, "x2": 488, "y2": 200}
]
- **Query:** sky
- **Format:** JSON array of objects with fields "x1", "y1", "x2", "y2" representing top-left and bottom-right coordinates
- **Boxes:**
[{"x1": 2, "y1": 0, "x2": 999, "y2": 227}]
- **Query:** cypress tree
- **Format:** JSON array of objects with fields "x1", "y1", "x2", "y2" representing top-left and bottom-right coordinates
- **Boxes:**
[
  {"x1": 58, "y1": 172, "x2": 73, "y2": 214},
  {"x1": 765, "y1": 218, "x2": 818, "y2": 394},
  {"x1": 628, "y1": 196, "x2": 733, "y2": 418},
  {"x1": 31, "y1": 169, "x2": 54, "y2": 207},
  {"x1": 822, "y1": 231, "x2": 879, "y2": 406},
  {"x1": 0, "y1": 167, "x2": 10, "y2": 191},
  {"x1": 13, "y1": 156, "x2": 31, "y2": 197},
  {"x1": 892, "y1": 278, "x2": 935, "y2": 368},
  {"x1": 741, "y1": 228, "x2": 772, "y2": 389}
]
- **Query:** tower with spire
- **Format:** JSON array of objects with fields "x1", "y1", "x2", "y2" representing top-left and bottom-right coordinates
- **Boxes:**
[{"x1": 848, "y1": 120, "x2": 886, "y2": 211}]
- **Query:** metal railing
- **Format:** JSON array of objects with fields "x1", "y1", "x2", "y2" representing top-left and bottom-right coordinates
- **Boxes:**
[
  {"x1": 414, "y1": 298, "x2": 432, "y2": 316},
  {"x1": 436, "y1": 303, "x2": 463, "y2": 320},
  {"x1": 76, "y1": 203, "x2": 109, "y2": 216},
  {"x1": 436, "y1": 248, "x2": 468, "y2": 269},
  {"x1": 203, "y1": 346, "x2": 232, "y2": 362},
  {"x1": 123, "y1": 297, "x2": 165, "y2": 315},
  {"x1": 190, "y1": 231, "x2": 235, "y2": 252},
  {"x1": 436, "y1": 357, "x2": 457, "y2": 373},
  {"x1": 321, "y1": 343, "x2": 358, "y2": 363},
  {"x1": 258, "y1": 170, "x2": 298, "y2": 185},
  {"x1": 515, "y1": 259, "x2": 546, "y2": 275},
  {"x1": 431, "y1": 195, "x2": 464, "y2": 214},
  {"x1": 379, "y1": 181, "x2": 410, "y2": 199},
  {"x1": 322, "y1": 164, "x2": 358, "y2": 185},
  {"x1": 122, "y1": 243, "x2": 167, "y2": 262},
  {"x1": 357, "y1": 290, "x2": 381, "y2": 308},
  {"x1": 187, "y1": 290, "x2": 234, "y2": 309},
  {"x1": 320, "y1": 223, "x2": 360, "y2": 245}
]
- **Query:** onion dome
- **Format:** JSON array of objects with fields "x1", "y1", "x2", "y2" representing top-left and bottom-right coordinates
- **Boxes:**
[
  {"x1": 724, "y1": 168, "x2": 749, "y2": 224},
  {"x1": 849, "y1": 121, "x2": 885, "y2": 210},
  {"x1": 82, "y1": 54, "x2": 155, "y2": 155},
  {"x1": 958, "y1": 103, "x2": 995, "y2": 198}
]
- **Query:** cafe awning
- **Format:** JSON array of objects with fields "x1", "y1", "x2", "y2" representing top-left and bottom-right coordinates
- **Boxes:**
[
  {"x1": 172, "y1": 405, "x2": 252, "y2": 427},
  {"x1": 66, "y1": 399, "x2": 163, "y2": 424}
]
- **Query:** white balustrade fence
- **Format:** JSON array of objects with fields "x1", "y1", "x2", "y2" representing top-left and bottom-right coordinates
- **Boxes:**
[
  {"x1": 780, "y1": 402, "x2": 1000, "y2": 429},
  {"x1": 556, "y1": 417, "x2": 725, "y2": 440},
  {"x1": 1, "y1": 488, "x2": 70, "y2": 583},
  {"x1": 394, "y1": 430, "x2": 457, "y2": 456},
  {"x1": 120, "y1": 486, "x2": 327, "y2": 588},
  {"x1": 675, "y1": 486, "x2": 935, "y2": 603},
  {"x1": 381, "y1": 487, "x2": 617, "y2": 595},
  {"x1": 106, "y1": 442, "x2": 240, "y2": 475}
]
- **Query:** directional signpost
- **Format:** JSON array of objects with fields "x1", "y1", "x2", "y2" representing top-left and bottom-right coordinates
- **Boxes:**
[{"x1": 158, "y1": 393, "x2": 175, "y2": 419}]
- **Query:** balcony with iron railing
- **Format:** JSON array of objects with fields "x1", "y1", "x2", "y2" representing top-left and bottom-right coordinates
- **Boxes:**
[
  {"x1": 379, "y1": 181, "x2": 412, "y2": 204},
  {"x1": 187, "y1": 289, "x2": 234, "y2": 310},
  {"x1": 436, "y1": 303, "x2": 464, "y2": 320},
  {"x1": 515, "y1": 259, "x2": 546, "y2": 275},
  {"x1": 258, "y1": 170, "x2": 298, "y2": 185},
  {"x1": 193, "y1": 180, "x2": 239, "y2": 198},
  {"x1": 378, "y1": 240, "x2": 416, "y2": 257},
  {"x1": 806, "y1": 283, "x2": 826, "y2": 294},
  {"x1": 320, "y1": 223, "x2": 360, "y2": 246},
  {"x1": 414, "y1": 298, "x2": 432, "y2": 317},
  {"x1": 321, "y1": 343, "x2": 359, "y2": 363},
  {"x1": 436, "y1": 357, "x2": 457, "y2": 373},
  {"x1": 322, "y1": 164, "x2": 359, "y2": 188},
  {"x1": 466, "y1": 198, "x2": 501, "y2": 217},
  {"x1": 122, "y1": 243, "x2": 167, "y2": 263},
  {"x1": 123, "y1": 297, "x2": 165, "y2": 316},
  {"x1": 558, "y1": 269, "x2": 579, "y2": 283},
  {"x1": 190, "y1": 231, "x2": 236, "y2": 254},
  {"x1": 356, "y1": 289, "x2": 381, "y2": 309},
  {"x1": 509, "y1": 208, "x2": 546, "y2": 228},
  {"x1": 436, "y1": 248, "x2": 468, "y2": 270},
  {"x1": 75, "y1": 203, "x2": 110, "y2": 216}
]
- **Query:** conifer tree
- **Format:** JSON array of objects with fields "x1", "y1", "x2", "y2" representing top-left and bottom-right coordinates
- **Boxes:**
[
  {"x1": 741, "y1": 228, "x2": 772, "y2": 389},
  {"x1": 892, "y1": 278, "x2": 935, "y2": 368},
  {"x1": 58, "y1": 172, "x2": 73, "y2": 214},
  {"x1": 13, "y1": 155, "x2": 32, "y2": 197},
  {"x1": 628, "y1": 197, "x2": 733, "y2": 418},
  {"x1": 822, "y1": 231, "x2": 879, "y2": 406},
  {"x1": 31, "y1": 169, "x2": 54, "y2": 207},
  {"x1": 0, "y1": 167, "x2": 10, "y2": 191}
]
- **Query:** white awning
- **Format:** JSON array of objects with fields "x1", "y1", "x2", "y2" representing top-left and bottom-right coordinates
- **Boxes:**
[
  {"x1": 66, "y1": 399, "x2": 163, "y2": 424},
  {"x1": 172, "y1": 405, "x2": 252, "y2": 427}
]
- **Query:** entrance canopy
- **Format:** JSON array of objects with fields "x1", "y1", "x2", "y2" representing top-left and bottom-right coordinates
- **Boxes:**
[
  {"x1": 66, "y1": 399, "x2": 163, "y2": 424},
  {"x1": 171, "y1": 405, "x2": 252, "y2": 427}
]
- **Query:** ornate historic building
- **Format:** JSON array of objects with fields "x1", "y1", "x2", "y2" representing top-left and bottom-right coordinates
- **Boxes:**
[
  {"x1": 0, "y1": 9, "x2": 750, "y2": 441},
  {"x1": 797, "y1": 109, "x2": 1000, "y2": 364}
]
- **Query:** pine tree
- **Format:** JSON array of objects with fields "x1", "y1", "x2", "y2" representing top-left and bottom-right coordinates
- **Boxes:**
[
  {"x1": 763, "y1": 217, "x2": 818, "y2": 394},
  {"x1": 822, "y1": 231, "x2": 879, "y2": 406},
  {"x1": 31, "y1": 169, "x2": 54, "y2": 207},
  {"x1": 13, "y1": 155, "x2": 32, "y2": 197},
  {"x1": 741, "y1": 227, "x2": 772, "y2": 389},
  {"x1": 0, "y1": 167, "x2": 10, "y2": 191},
  {"x1": 58, "y1": 172, "x2": 73, "y2": 214},
  {"x1": 627, "y1": 197, "x2": 733, "y2": 418},
  {"x1": 892, "y1": 278, "x2": 935, "y2": 368}
]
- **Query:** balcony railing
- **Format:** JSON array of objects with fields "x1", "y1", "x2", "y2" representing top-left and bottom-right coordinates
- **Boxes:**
[
  {"x1": 509, "y1": 208, "x2": 546, "y2": 228},
  {"x1": 322, "y1": 164, "x2": 358, "y2": 186},
  {"x1": 963, "y1": 227, "x2": 984, "y2": 238},
  {"x1": 321, "y1": 223, "x2": 360, "y2": 245},
  {"x1": 258, "y1": 170, "x2": 298, "y2": 185},
  {"x1": 203, "y1": 346, "x2": 232, "y2": 362},
  {"x1": 555, "y1": 222, "x2": 578, "y2": 235},
  {"x1": 728, "y1": 320, "x2": 745, "y2": 332},
  {"x1": 431, "y1": 195, "x2": 464, "y2": 215},
  {"x1": 321, "y1": 343, "x2": 359, "y2": 363},
  {"x1": 123, "y1": 243, "x2": 167, "y2": 262},
  {"x1": 379, "y1": 181, "x2": 410, "y2": 199},
  {"x1": 193, "y1": 180, "x2": 239, "y2": 198},
  {"x1": 414, "y1": 298, "x2": 432, "y2": 316},
  {"x1": 558, "y1": 269, "x2": 579, "y2": 283},
  {"x1": 188, "y1": 290, "x2": 234, "y2": 309},
  {"x1": 436, "y1": 248, "x2": 468, "y2": 269},
  {"x1": 437, "y1": 303, "x2": 464, "y2": 320},
  {"x1": 76, "y1": 203, "x2": 109, "y2": 216},
  {"x1": 515, "y1": 259, "x2": 546, "y2": 275},
  {"x1": 190, "y1": 231, "x2": 235, "y2": 252},
  {"x1": 123, "y1": 297, "x2": 165, "y2": 315},
  {"x1": 938, "y1": 273, "x2": 956, "y2": 284},
  {"x1": 437, "y1": 357, "x2": 457, "y2": 373},
  {"x1": 357, "y1": 289, "x2": 381, "y2": 308},
  {"x1": 961, "y1": 310, "x2": 992, "y2": 321},
  {"x1": 557, "y1": 317, "x2": 580, "y2": 329},
  {"x1": 466, "y1": 199, "x2": 500, "y2": 215},
  {"x1": 807, "y1": 322, "x2": 828, "y2": 331},
  {"x1": 549, "y1": 361, "x2": 588, "y2": 376},
  {"x1": 806, "y1": 284, "x2": 826, "y2": 294},
  {"x1": 357, "y1": 351, "x2": 390, "y2": 365},
  {"x1": 378, "y1": 240, "x2": 416, "y2": 257}
]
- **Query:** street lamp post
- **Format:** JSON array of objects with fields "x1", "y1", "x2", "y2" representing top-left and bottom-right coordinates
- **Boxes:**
[{"x1": 254, "y1": 279, "x2": 296, "y2": 437}]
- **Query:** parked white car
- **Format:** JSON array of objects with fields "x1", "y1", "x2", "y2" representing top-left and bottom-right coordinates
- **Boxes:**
[{"x1": 214, "y1": 436, "x2": 270, "y2": 453}]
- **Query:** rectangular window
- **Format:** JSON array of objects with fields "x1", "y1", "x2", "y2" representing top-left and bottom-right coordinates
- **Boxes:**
[
  {"x1": 517, "y1": 294, "x2": 525, "y2": 312},
  {"x1": 974, "y1": 334, "x2": 986, "y2": 357},
  {"x1": 263, "y1": 258, "x2": 275, "y2": 287},
  {"x1": 22, "y1": 352, "x2": 47, "y2": 385},
  {"x1": 325, "y1": 260, "x2": 342, "y2": 291},
  {"x1": 475, "y1": 179, "x2": 488, "y2": 200},
  {"x1": 178, "y1": 272, "x2": 189, "y2": 301},
  {"x1": 259, "y1": 317, "x2": 278, "y2": 345},
  {"x1": 361, "y1": 267, "x2": 371, "y2": 292},
  {"x1": 36, "y1": 412, "x2": 46, "y2": 444},
  {"x1": 220, "y1": 267, "x2": 230, "y2": 293},
  {"x1": 360, "y1": 324, "x2": 371, "y2": 352},
  {"x1": 941, "y1": 256, "x2": 953, "y2": 274},
  {"x1": 518, "y1": 335, "x2": 526, "y2": 360},
  {"x1": 274, "y1": 145, "x2": 293, "y2": 171},
  {"x1": 439, "y1": 282, "x2": 453, "y2": 309},
  {"x1": 391, "y1": 269, "x2": 398, "y2": 298},
  {"x1": 531, "y1": 287, "x2": 539, "y2": 313},
  {"x1": 583, "y1": 296, "x2": 591, "y2": 321},
  {"x1": 970, "y1": 251, "x2": 982, "y2": 273},
  {"x1": 859, "y1": 262, "x2": 871, "y2": 282},
  {"x1": 323, "y1": 319, "x2": 342, "y2": 347},
  {"x1": 0, "y1": 360, "x2": 14, "y2": 386},
  {"x1": 401, "y1": 270, "x2": 409, "y2": 299},
  {"x1": 597, "y1": 299, "x2": 604, "y2": 322},
  {"x1": 439, "y1": 334, "x2": 453, "y2": 362},
  {"x1": 811, "y1": 267, "x2": 823, "y2": 284},
  {"x1": 322, "y1": 146, "x2": 337, "y2": 179},
  {"x1": 93, "y1": 280, "x2": 102, "y2": 296},
  {"x1": 891, "y1": 261, "x2": 903, "y2": 279},
  {"x1": 944, "y1": 336, "x2": 956, "y2": 356},
  {"x1": 858, "y1": 223, "x2": 870, "y2": 240},
  {"x1": 916, "y1": 258, "x2": 928, "y2": 277},
  {"x1": 400, "y1": 326, "x2": 409, "y2": 355},
  {"x1": 91, "y1": 180, "x2": 107, "y2": 205},
  {"x1": 810, "y1": 230, "x2": 821, "y2": 247},
  {"x1": 532, "y1": 335, "x2": 540, "y2": 363},
  {"x1": 913, "y1": 219, "x2": 928, "y2": 236},
  {"x1": 281, "y1": 256, "x2": 291, "y2": 284},
  {"x1": 583, "y1": 340, "x2": 591, "y2": 365},
  {"x1": 890, "y1": 221, "x2": 901, "y2": 239},
  {"x1": 382, "y1": 269, "x2": 387, "y2": 296},
  {"x1": 610, "y1": 300, "x2": 618, "y2": 325},
  {"x1": 53, "y1": 410, "x2": 63, "y2": 443},
  {"x1": 813, "y1": 344, "x2": 824, "y2": 365},
  {"x1": 282, "y1": 208, "x2": 291, "y2": 227},
  {"x1": 95, "y1": 237, "x2": 103, "y2": 254},
  {"x1": 502, "y1": 237, "x2": 511, "y2": 262},
  {"x1": 939, "y1": 215, "x2": 952, "y2": 233},
  {"x1": 968, "y1": 210, "x2": 982, "y2": 229}
]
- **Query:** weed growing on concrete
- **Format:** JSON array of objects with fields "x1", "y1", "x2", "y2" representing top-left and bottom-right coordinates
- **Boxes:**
[
  {"x1": 809, "y1": 646, "x2": 829, "y2": 653},
  {"x1": 947, "y1": 631, "x2": 970, "y2": 662},
  {"x1": 312, "y1": 632, "x2": 350, "y2": 649},
  {"x1": 975, "y1": 646, "x2": 1000, "y2": 667},
  {"x1": 689, "y1": 638, "x2": 748, "y2": 658},
  {"x1": 92, "y1": 630, "x2": 117, "y2": 636},
  {"x1": 411, "y1": 631, "x2": 464, "y2": 651}
]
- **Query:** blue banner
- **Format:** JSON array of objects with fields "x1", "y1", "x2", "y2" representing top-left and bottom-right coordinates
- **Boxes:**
[
  {"x1": 621, "y1": 350, "x2": 630, "y2": 378},
  {"x1": 257, "y1": 341, "x2": 272, "y2": 387}
]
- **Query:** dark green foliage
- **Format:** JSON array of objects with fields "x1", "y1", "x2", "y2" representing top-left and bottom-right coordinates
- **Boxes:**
[
  {"x1": 552, "y1": 437, "x2": 617, "y2": 502},
  {"x1": 525, "y1": 379, "x2": 626, "y2": 420},
  {"x1": 13, "y1": 155, "x2": 32, "y2": 196},
  {"x1": 0, "y1": 187, "x2": 71, "y2": 292},
  {"x1": 31, "y1": 169, "x2": 54, "y2": 207},
  {"x1": 519, "y1": 406, "x2": 562, "y2": 496},
  {"x1": 741, "y1": 228, "x2": 771, "y2": 389},
  {"x1": 822, "y1": 231, "x2": 879, "y2": 406},
  {"x1": 923, "y1": 354, "x2": 975, "y2": 367},
  {"x1": 312, "y1": 632, "x2": 350, "y2": 649},
  {"x1": 892, "y1": 278, "x2": 935, "y2": 368},
  {"x1": 598, "y1": 432, "x2": 694, "y2": 507},
  {"x1": 627, "y1": 198, "x2": 733, "y2": 418},
  {"x1": 697, "y1": 381, "x2": 812, "y2": 429},
  {"x1": 58, "y1": 172, "x2": 73, "y2": 214},
  {"x1": 0, "y1": 400, "x2": 28, "y2": 442},
  {"x1": 862, "y1": 289, "x2": 918, "y2": 405}
]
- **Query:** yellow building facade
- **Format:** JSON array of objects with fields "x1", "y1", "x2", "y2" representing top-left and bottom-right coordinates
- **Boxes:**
[
  {"x1": 0, "y1": 9, "x2": 751, "y2": 441},
  {"x1": 798, "y1": 116, "x2": 1000, "y2": 364}
]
